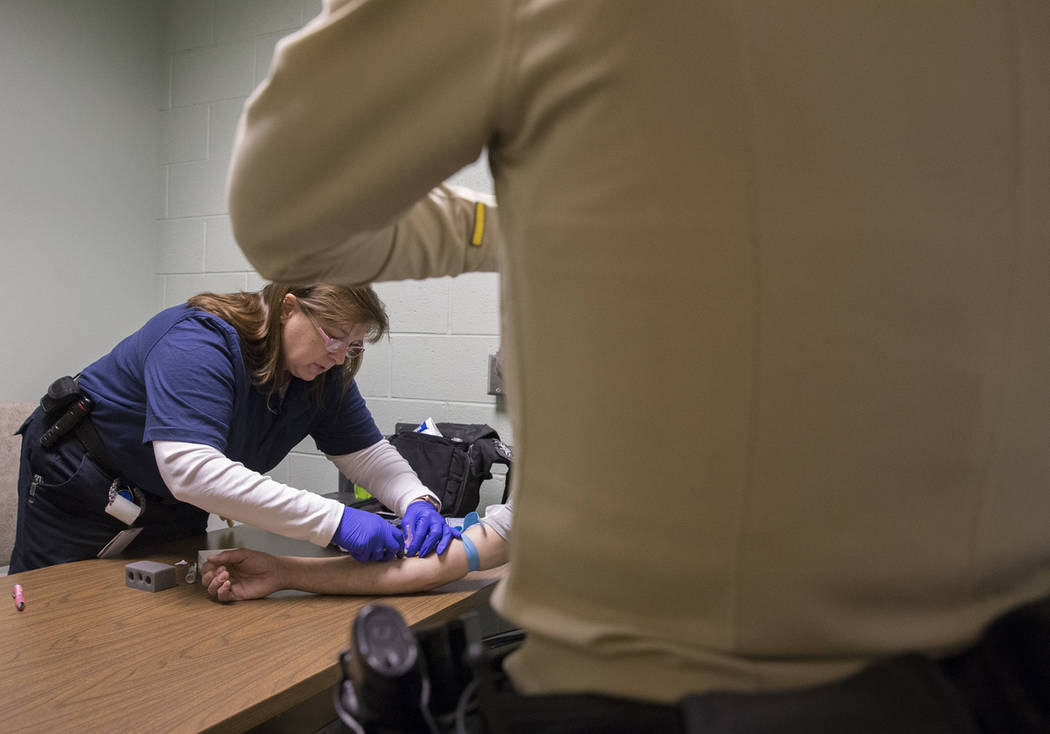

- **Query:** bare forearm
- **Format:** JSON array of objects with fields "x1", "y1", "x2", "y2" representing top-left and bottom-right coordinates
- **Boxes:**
[
  {"x1": 275, "y1": 525, "x2": 507, "y2": 595},
  {"x1": 275, "y1": 551, "x2": 466, "y2": 595}
]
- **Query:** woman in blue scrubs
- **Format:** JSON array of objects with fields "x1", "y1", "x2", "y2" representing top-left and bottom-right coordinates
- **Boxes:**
[{"x1": 9, "y1": 282, "x2": 456, "y2": 572}]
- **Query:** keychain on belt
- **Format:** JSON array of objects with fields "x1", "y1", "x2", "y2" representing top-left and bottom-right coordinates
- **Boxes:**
[
  {"x1": 105, "y1": 478, "x2": 145, "y2": 525},
  {"x1": 98, "y1": 479, "x2": 146, "y2": 559}
]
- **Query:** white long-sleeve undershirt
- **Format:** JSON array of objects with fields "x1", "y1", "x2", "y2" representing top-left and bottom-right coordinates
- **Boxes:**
[
  {"x1": 153, "y1": 439, "x2": 437, "y2": 547},
  {"x1": 480, "y1": 498, "x2": 513, "y2": 541}
]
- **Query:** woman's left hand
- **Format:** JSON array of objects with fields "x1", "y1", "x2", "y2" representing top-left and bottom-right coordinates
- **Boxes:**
[{"x1": 402, "y1": 499, "x2": 461, "y2": 557}]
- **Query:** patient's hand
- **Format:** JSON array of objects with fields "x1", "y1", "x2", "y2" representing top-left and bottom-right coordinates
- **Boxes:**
[{"x1": 202, "y1": 548, "x2": 283, "y2": 602}]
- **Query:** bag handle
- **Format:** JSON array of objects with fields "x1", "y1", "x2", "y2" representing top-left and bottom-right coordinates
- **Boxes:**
[{"x1": 471, "y1": 437, "x2": 512, "y2": 504}]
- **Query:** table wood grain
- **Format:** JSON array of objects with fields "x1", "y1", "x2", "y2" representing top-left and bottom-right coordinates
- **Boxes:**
[{"x1": 0, "y1": 526, "x2": 506, "y2": 733}]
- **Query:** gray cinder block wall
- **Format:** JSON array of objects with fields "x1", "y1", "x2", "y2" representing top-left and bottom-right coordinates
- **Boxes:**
[
  {"x1": 0, "y1": 0, "x2": 163, "y2": 401},
  {"x1": 159, "y1": 0, "x2": 509, "y2": 522}
]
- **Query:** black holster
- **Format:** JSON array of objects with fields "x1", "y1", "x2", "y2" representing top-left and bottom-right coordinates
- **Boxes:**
[
  {"x1": 38, "y1": 375, "x2": 119, "y2": 477},
  {"x1": 40, "y1": 375, "x2": 81, "y2": 415}
]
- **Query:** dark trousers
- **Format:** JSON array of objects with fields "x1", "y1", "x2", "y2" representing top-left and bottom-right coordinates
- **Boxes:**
[
  {"x1": 477, "y1": 597, "x2": 1050, "y2": 734},
  {"x1": 9, "y1": 407, "x2": 208, "y2": 573}
]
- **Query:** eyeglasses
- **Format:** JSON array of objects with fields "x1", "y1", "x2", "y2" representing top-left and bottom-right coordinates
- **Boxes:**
[{"x1": 300, "y1": 305, "x2": 365, "y2": 358}]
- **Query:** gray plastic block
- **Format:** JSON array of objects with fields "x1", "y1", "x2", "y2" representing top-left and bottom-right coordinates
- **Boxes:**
[{"x1": 125, "y1": 561, "x2": 177, "y2": 592}]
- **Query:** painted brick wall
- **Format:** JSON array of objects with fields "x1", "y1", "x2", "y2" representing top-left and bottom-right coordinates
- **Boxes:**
[
  {"x1": 159, "y1": 0, "x2": 509, "y2": 522},
  {"x1": 0, "y1": 0, "x2": 164, "y2": 402}
]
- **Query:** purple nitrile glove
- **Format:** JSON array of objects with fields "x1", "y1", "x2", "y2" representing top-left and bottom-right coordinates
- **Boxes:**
[
  {"x1": 331, "y1": 506, "x2": 404, "y2": 562},
  {"x1": 402, "y1": 499, "x2": 461, "y2": 557}
]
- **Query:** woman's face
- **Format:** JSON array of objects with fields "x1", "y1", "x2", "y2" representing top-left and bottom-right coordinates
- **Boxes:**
[{"x1": 280, "y1": 294, "x2": 369, "y2": 381}]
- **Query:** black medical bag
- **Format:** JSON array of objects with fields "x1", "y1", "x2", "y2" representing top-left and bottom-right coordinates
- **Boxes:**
[{"x1": 336, "y1": 422, "x2": 512, "y2": 517}]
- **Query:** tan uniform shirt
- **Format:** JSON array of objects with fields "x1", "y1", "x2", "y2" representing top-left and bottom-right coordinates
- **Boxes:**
[{"x1": 228, "y1": 0, "x2": 1050, "y2": 703}]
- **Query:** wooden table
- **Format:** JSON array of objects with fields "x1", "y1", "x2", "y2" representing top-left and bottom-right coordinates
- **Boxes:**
[{"x1": 0, "y1": 526, "x2": 506, "y2": 733}]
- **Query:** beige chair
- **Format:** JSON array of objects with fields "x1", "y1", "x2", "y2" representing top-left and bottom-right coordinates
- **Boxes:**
[{"x1": 1, "y1": 402, "x2": 36, "y2": 572}]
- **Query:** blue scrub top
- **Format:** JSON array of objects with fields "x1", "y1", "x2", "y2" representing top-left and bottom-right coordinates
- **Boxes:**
[{"x1": 77, "y1": 305, "x2": 382, "y2": 499}]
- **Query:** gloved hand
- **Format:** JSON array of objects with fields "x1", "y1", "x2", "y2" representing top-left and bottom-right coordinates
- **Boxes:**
[
  {"x1": 331, "y1": 506, "x2": 404, "y2": 562},
  {"x1": 402, "y1": 499, "x2": 461, "y2": 557}
]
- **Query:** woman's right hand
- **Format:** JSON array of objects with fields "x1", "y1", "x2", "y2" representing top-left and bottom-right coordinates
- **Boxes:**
[
  {"x1": 331, "y1": 506, "x2": 405, "y2": 562},
  {"x1": 202, "y1": 548, "x2": 284, "y2": 601}
]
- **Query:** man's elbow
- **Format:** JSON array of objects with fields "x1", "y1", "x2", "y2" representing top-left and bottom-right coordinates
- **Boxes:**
[
  {"x1": 228, "y1": 200, "x2": 319, "y2": 284},
  {"x1": 228, "y1": 207, "x2": 279, "y2": 280},
  {"x1": 226, "y1": 143, "x2": 302, "y2": 282},
  {"x1": 227, "y1": 179, "x2": 285, "y2": 281}
]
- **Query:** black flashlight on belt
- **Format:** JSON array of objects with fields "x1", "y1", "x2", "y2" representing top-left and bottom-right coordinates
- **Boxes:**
[
  {"x1": 39, "y1": 394, "x2": 94, "y2": 448},
  {"x1": 334, "y1": 603, "x2": 439, "y2": 734}
]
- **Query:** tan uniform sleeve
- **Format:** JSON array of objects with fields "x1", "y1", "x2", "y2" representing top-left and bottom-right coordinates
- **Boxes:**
[{"x1": 226, "y1": 0, "x2": 506, "y2": 285}]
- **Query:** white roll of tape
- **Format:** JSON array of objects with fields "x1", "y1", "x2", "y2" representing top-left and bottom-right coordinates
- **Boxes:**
[{"x1": 104, "y1": 492, "x2": 142, "y2": 525}]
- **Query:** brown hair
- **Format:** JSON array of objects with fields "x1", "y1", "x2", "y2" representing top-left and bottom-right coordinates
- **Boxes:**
[{"x1": 187, "y1": 282, "x2": 388, "y2": 405}]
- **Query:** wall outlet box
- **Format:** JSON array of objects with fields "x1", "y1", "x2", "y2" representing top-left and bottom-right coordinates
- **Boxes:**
[
  {"x1": 125, "y1": 561, "x2": 177, "y2": 592},
  {"x1": 487, "y1": 353, "x2": 503, "y2": 395}
]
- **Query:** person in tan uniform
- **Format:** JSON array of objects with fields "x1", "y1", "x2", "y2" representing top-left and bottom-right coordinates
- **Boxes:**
[{"x1": 227, "y1": 0, "x2": 1049, "y2": 730}]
